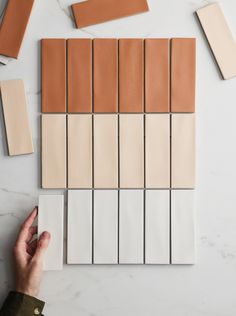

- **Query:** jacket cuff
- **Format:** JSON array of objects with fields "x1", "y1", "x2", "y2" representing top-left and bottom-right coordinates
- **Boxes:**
[{"x1": 0, "y1": 291, "x2": 45, "y2": 316}]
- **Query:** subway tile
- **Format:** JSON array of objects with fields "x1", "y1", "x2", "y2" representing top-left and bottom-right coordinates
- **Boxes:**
[
  {"x1": 171, "y1": 190, "x2": 195, "y2": 264},
  {"x1": 119, "y1": 39, "x2": 144, "y2": 112},
  {"x1": 119, "y1": 114, "x2": 144, "y2": 188},
  {"x1": 67, "y1": 190, "x2": 92, "y2": 264},
  {"x1": 94, "y1": 39, "x2": 118, "y2": 113},
  {"x1": 41, "y1": 39, "x2": 66, "y2": 113},
  {"x1": 67, "y1": 39, "x2": 92, "y2": 113},
  {"x1": 94, "y1": 115, "x2": 118, "y2": 188},
  {"x1": 68, "y1": 115, "x2": 92, "y2": 189},
  {"x1": 38, "y1": 195, "x2": 64, "y2": 270},
  {"x1": 145, "y1": 114, "x2": 170, "y2": 188},
  {"x1": 119, "y1": 190, "x2": 144, "y2": 264},
  {"x1": 171, "y1": 38, "x2": 196, "y2": 113},
  {"x1": 145, "y1": 190, "x2": 170, "y2": 264},
  {"x1": 0, "y1": 80, "x2": 34, "y2": 156},
  {"x1": 196, "y1": 3, "x2": 236, "y2": 80},
  {"x1": 41, "y1": 115, "x2": 66, "y2": 189},
  {"x1": 94, "y1": 190, "x2": 118, "y2": 264},
  {"x1": 145, "y1": 39, "x2": 170, "y2": 112},
  {"x1": 171, "y1": 114, "x2": 195, "y2": 189}
]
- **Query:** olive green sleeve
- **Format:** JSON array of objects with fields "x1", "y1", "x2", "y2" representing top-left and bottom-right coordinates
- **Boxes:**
[{"x1": 0, "y1": 291, "x2": 45, "y2": 316}]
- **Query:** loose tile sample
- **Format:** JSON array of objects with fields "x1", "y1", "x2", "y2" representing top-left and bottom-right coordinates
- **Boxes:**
[
  {"x1": 38, "y1": 195, "x2": 64, "y2": 270},
  {"x1": 145, "y1": 190, "x2": 170, "y2": 264},
  {"x1": 145, "y1": 39, "x2": 170, "y2": 112},
  {"x1": 196, "y1": 3, "x2": 236, "y2": 80},
  {"x1": 171, "y1": 38, "x2": 196, "y2": 113},
  {"x1": 72, "y1": 0, "x2": 149, "y2": 28},
  {"x1": 41, "y1": 39, "x2": 66, "y2": 113},
  {"x1": 119, "y1": 114, "x2": 144, "y2": 188},
  {"x1": 171, "y1": 190, "x2": 195, "y2": 264},
  {"x1": 119, "y1": 190, "x2": 144, "y2": 264},
  {"x1": 0, "y1": 80, "x2": 34, "y2": 156},
  {"x1": 145, "y1": 114, "x2": 170, "y2": 188},
  {"x1": 0, "y1": 0, "x2": 34, "y2": 58},
  {"x1": 68, "y1": 115, "x2": 92, "y2": 188},
  {"x1": 94, "y1": 115, "x2": 118, "y2": 188},
  {"x1": 94, "y1": 190, "x2": 118, "y2": 264},
  {"x1": 119, "y1": 39, "x2": 144, "y2": 112},
  {"x1": 67, "y1": 190, "x2": 92, "y2": 264},
  {"x1": 171, "y1": 114, "x2": 195, "y2": 188},
  {"x1": 94, "y1": 39, "x2": 118, "y2": 112},
  {"x1": 67, "y1": 39, "x2": 92, "y2": 113},
  {"x1": 41, "y1": 115, "x2": 66, "y2": 189}
]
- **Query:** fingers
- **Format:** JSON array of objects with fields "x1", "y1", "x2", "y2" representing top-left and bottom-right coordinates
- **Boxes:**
[
  {"x1": 27, "y1": 239, "x2": 38, "y2": 256},
  {"x1": 16, "y1": 208, "x2": 38, "y2": 246},
  {"x1": 33, "y1": 232, "x2": 51, "y2": 262}
]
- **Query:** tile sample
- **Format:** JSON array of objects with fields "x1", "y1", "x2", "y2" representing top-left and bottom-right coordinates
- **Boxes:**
[
  {"x1": 171, "y1": 114, "x2": 195, "y2": 188},
  {"x1": 67, "y1": 190, "x2": 92, "y2": 264},
  {"x1": 119, "y1": 190, "x2": 144, "y2": 264},
  {"x1": 94, "y1": 115, "x2": 118, "y2": 188},
  {"x1": 145, "y1": 114, "x2": 170, "y2": 188},
  {"x1": 0, "y1": 80, "x2": 34, "y2": 156},
  {"x1": 0, "y1": 0, "x2": 34, "y2": 58},
  {"x1": 68, "y1": 115, "x2": 92, "y2": 189},
  {"x1": 94, "y1": 39, "x2": 118, "y2": 112},
  {"x1": 41, "y1": 115, "x2": 66, "y2": 189},
  {"x1": 67, "y1": 39, "x2": 92, "y2": 113},
  {"x1": 119, "y1": 39, "x2": 144, "y2": 112},
  {"x1": 94, "y1": 190, "x2": 118, "y2": 264},
  {"x1": 38, "y1": 195, "x2": 64, "y2": 270},
  {"x1": 72, "y1": 0, "x2": 149, "y2": 28},
  {"x1": 41, "y1": 39, "x2": 66, "y2": 113},
  {"x1": 145, "y1": 39, "x2": 170, "y2": 112},
  {"x1": 119, "y1": 114, "x2": 144, "y2": 188},
  {"x1": 145, "y1": 190, "x2": 170, "y2": 264},
  {"x1": 196, "y1": 3, "x2": 236, "y2": 80},
  {"x1": 171, "y1": 38, "x2": 196, "y2": 113},
  {"x1": 171, "y1": 190, "x2": 195, "y2": 264}
]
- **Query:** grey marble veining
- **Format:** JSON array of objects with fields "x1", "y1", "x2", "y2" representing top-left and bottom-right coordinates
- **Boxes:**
[{"x1": 1, "y1": 0, "x2": 236, "y2": 315}]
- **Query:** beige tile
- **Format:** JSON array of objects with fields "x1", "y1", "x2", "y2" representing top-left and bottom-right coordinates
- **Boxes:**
[
  {"x1": 171, "y1": 114, "x2": 195, "y2": 188},
  {"x1": 68, "y1": 115, "x2": 92, "y2": 188},
  {"x1": 0, "y1": 79, "x2": 34, "y2": 156},
  {"x1": 41, "y1": 114, "x2": 66, "y2": 189},
  {"x1": 119, "y1": 114, "x2": 144, "y2": 188},
  {"x1": 145, "y1": 114, "x2": 170, "y2": 188},
  {"x1": 94, "y1": 115, "x2": 118, "y2": 188}
]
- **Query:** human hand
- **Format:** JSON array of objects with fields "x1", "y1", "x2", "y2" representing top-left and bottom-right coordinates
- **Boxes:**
[{"x1": 13, "y1": 207, "x2": 51, "y2": 297}]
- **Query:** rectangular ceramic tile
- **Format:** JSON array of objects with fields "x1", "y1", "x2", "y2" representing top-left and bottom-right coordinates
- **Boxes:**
[
  {"x1": 94, "y1": 39, "x2": 118, "y2": 112},
  {"x1": 171, "y1": 190, "x2": 195, "y2": 264},
  {"x1": 145, "y1": 190, "x2": 170, "y2": 264},
  {"x1": 41, "y1": 39, "x2": 66, "y2": 113},
  {"x1": 196, "y1": 3, "x2": 236, "y2": 80},
  {"x1": 68, "y1": 115, "x2": 92, "y2": 188},
  {"x1": 41, "y1": 115, "x2": 66, "y2": 189},
  {"x1": 171, "y1": 38, "x2": 196, "y2": 113},
  {"x1": 119, "y1": 39, "x2": 144, "y2": 112},
  {"x1": 67, "y1": 39, "x2": 92, "y2": 113},
  {"x1": 38, "y1": 195, "x2": 64, "y2": 270},
  {"x1": 145, "y1": 114, "x2": 170, "y2": 188},
  {"x1": 0, "y1": 80, "x2": 34, "y2": 156},
  {"x1": 94, "y1": 191, "x2": 118, "y2": 264},
  {"x1": 145, "y1": 39, "x2": 170, "y2": 112},
  {"x1": 67, "y1": 190, "x2": 92, "y2": 264},
  {"x1": 72, "y1": 0, "x2": 149, "y2": 28},
  {"x1": 94, "y1": 115, "x2": 118, "y2": 188},
  {"x1": 0, "y1": 0, "x2": 34, "y2": 58},
  {"x1": 119, "y1": 190, "x2": 144, "y2": 264},
  {"x1": 119, "y1": 114, "x2": 144, "y2": 188},
  {"x1": 171, "y1": 114, "x2": 195, "y2": 188}
]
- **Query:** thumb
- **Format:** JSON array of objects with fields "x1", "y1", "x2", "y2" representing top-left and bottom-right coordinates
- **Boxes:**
[{"x1": 34, "y1": 231, "x2": 51, "y2": 262}]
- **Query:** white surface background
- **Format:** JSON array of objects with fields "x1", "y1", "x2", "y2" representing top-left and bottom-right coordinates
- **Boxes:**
[{"x1": 1, "y1": 0, "x2": 236, "y2": 315}]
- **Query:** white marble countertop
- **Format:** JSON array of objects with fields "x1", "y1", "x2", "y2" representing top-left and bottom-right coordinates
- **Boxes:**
[{"x1": 1, "y1": 0, "x2": 236, "y2": 315}]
